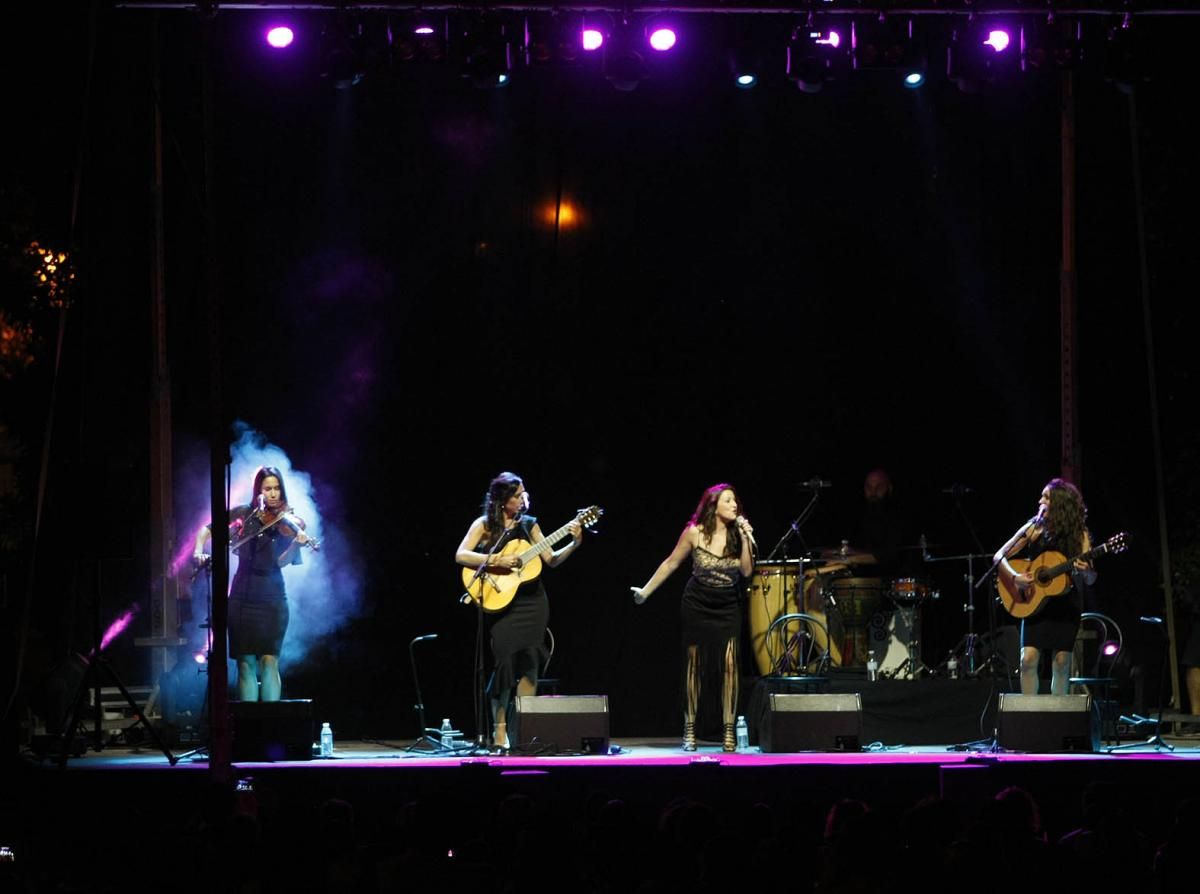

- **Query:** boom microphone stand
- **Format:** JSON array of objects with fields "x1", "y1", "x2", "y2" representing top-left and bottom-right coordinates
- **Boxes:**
[
  {"x1": 406, "y1": 634, "x2": 464, "y2": 753},
  {"x1": 1109, "y1": 616, "x2": 1174, "y2": 753}
]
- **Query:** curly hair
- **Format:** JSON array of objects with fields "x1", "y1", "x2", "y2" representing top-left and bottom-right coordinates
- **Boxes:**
[
  {"x1": 1043, "y1": 478, "x2": 1088, "y2": 556},
  {"x1": 688, "y1": 483, "x2": 745, "y2": 558},
  {"x1": 480, "y1": 471, "x2": 524, "y2": 546}
]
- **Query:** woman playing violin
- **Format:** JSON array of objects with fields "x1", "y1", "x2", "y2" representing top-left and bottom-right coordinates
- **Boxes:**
[{"x1": 193, "y1": 466, "x2": 314, "y2": 702}]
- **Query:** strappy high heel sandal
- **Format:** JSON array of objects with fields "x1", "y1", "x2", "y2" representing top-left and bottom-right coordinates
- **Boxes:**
[
  {"x1": 493, "y1": 722, "x2": 510, "y2": 752},
  {"x1": 682, "y1": 720, "x2": 697, "y2": 752},
  {"x1": 723, "y1": 722, "x2": 736, "y2": 753}
]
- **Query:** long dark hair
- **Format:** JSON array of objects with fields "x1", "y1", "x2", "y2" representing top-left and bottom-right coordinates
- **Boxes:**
[
  {"x1": 689, "y1": 483, "x2": 744, "y2": 558},
  {"x1": 253, "y1": 466, "x2": 289, "y2": 507},
  {"x1": 481, "y1": 471, "x2": 523, "y2": 545},
  {"x1": 1043, "y1": 477, "x2": 1087, "y2": 556}
]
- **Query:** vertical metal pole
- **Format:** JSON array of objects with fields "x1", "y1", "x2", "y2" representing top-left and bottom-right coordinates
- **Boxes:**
[
  {"x1": 148, "y1": 14, "x2": 178, "y2": 691},
  {"x1": 1125, "y1": 87, "x2": 1180, "y2": 713},
  {"x1": 1059, "y1": 71, "x2": 1080, "y2": 486},
  {"x1": 199, "y1": 9, "x2": 231, "y2": 780}
]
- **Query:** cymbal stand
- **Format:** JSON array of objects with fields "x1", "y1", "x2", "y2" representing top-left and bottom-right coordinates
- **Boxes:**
[{"x1": 922, "y1": 541, "x2": 999, "y2": 678}]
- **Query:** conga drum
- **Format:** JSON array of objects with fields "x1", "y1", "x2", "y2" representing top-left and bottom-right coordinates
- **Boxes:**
[{"x1": 747, "y1": 560, "x2": 801, "y2": 675}]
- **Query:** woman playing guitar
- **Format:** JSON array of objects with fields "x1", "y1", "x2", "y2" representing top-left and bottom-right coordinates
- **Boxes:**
[
  {"x1": 455, "y1": 472, "x2": 584, "y2": 751},
  {"x1": 994, "y1": 478, "x2": 1096, "y2": 696}
]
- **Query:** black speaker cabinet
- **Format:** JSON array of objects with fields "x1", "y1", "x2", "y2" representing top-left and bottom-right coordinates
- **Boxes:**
[
  {"x1": 761, "y1": 693, "x2": 862, "y2": 752},
  {"x1": 513, "y1": 695, "x2": 610, "y2": 753},
  {"x1": 230, "y1": 699, "x2": 314, "y2": 761},
  {"x1": 997, "y1": 693, "x2": 1096, "y2": 752}
]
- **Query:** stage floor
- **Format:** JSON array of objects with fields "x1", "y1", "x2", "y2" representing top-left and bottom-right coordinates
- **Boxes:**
[{"x1": 34, "y1": 730, "x2": 1200, "y2": 770}]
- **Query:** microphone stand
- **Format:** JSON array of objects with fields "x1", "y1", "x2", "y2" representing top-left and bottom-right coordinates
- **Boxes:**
[
  {"x1": 1109, "y1": 617, "x2": 1174, "y2": 753},
  {"x1": 764, "y1": 488, "x2": 821, "y2": 561},
  {"x1": 406, "y1": 635, "x2": 461, "y2": 753}
]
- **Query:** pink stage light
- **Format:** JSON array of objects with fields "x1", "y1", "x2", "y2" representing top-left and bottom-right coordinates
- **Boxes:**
[
  {"x1": 414, "y1": 26, "x2": 435, "y2": 36},
  {"x1": 984, "y1": 30, "x2": 1011, "y2": 53},
  {"x1": 814, "y1": 30, "x2": 841, "y2": 49},
  {"x1": 266, "y1": 26, "x2": 295, "y2": 49},
  {"x1": 648, "y1": 28, "x2": 677, "y2": 52},
  {"x1": 582, "y1": 28, "x2": 604, "y2": 52}
]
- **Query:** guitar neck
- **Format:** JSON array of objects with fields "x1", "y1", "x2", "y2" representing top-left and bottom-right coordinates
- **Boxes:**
[
  {"x1": 518, "y1": 520, "x2": 576, "y2": 563},
  {"x1": 1040, "y1": 541, "x2": 1112, "y2": 581}
]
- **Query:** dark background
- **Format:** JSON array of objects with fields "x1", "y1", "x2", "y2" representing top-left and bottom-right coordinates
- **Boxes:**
[{"x1": 2, "y1": 4, "x2": 1198, "y2": 740}]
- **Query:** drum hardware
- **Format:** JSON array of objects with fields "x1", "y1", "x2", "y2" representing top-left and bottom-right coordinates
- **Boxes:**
[
  {"x1": 922, "y1": 530, "x2": 1003, "y2": 679},
  {"x1": 764, "y1": 612, "x2": 832, "y2": 676}
]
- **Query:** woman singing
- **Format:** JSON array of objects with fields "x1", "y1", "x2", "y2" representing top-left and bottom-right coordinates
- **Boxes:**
[
  {"x1": 994, "y1": 478, "x2": 1096, "y2": 695},
  {"x1": 631, "y1": 483, "x2": 754, "y2": 752},
  {"x1": 455, "y1": 472, "x2": 583, "y2": 751},
  {"x1": 193, "y1": 466, "x2": 313, "y2": 702}
]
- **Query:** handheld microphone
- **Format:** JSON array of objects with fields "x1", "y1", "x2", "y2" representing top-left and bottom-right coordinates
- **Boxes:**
[
  {"x1": 799, "y1": 478, "x2": 832, "y2": 489},
  {"x1": 736, "y1": 515, "x2": 757, "y2": 550}
]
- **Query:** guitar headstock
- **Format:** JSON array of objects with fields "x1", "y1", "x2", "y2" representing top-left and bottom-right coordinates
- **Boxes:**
[
  {"x1": 575, "y1": 505, "x2": 604, "y2": 529},
  {"x1": 1100, "y1": 532, "x2": 1130, "y2": 556}
]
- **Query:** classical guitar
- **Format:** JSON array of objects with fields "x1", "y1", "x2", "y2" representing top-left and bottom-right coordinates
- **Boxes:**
[
  {"x1": 997, "y1": 532, "x2": 1129, "y2": 619},
  {"x1": 462, "y1": 506, "x2": 604, "y2": 612}
]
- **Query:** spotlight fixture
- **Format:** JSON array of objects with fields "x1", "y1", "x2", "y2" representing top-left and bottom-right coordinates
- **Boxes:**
[
  {"x1": 643, "y1": 16, "x2": 679, "y2": 53},
  {"x1": 1102, "y1": 16, "x2": 1147, "y2": 88},
  {"x1": 853, "y1": 16, "x2": 926, "y2": 87},
  {"x1": 604, "y1": 25, "x2": 647, "y2": 91},
  {"x1": 787, "y1": 21, "x2": 849, "y2": 93},
  {"x1": 462, "y1": 19, "x2": 514, "y2": 88},
  {"x1": 265, "y1": 25, "x2": 295, "y2": 49},
  {"x1": 947, "y1": 17, "x2": 1021, "y2": 93},
  {"x1": 1022, "y1": 17, "x2": 1084, "y2": 72},
  {"x1": 728, "y1": 45, "x2": 762, "y2": 89},
  {"x1": 320, "y1": 18, "x2": 367, "y2": 89}
]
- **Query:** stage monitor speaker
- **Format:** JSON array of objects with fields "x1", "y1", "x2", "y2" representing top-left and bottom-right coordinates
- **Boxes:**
[
  {"x1": 761, "y1": 693, "x2": 862, "y2": 752},
  {"x1": 997, "y1": 693, "x2": 1095, "y2": 752},
  {"x1": 230, "y1": 699, "x2": 314, "y2": 761},
  {"x1": 513, "y1": 695, "x2": 609, "y2": 754}
]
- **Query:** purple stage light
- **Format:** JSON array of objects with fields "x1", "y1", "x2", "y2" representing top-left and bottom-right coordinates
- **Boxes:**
[
  {"x1": 266, "y1": 26, "x2": 295, "y2": 49},
  {"x1": 414, "y1": 26, "x2": 435, "y2": 36},
  {"x1": 648, "y1": 28, "x2": 677, "y2": 52},
  {"x1": 814, "y1": 30, "x2": 841, "y2": 49},
  {"x1": 1102, "y1": 640, "x2": 1121, "y2": 657},
  {"x1": 984, "y1": 30, "x2": 1011, "y2": 53},
  {"x1": 582, "y1": 28, "x2": 604, "y2": 52}
]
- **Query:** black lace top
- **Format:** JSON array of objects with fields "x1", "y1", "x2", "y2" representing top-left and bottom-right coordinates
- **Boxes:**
[{"x1": 690, "y1": 544, "x2": 741, "y2": 588}]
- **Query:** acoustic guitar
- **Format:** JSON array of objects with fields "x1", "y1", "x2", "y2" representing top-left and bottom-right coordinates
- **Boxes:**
[
  {"x1": 997, "y1": 532, "x2": 1129, "y2": 619},
  {"x1": 462, "y1": 506, "x2": 604, "y2": 612}
]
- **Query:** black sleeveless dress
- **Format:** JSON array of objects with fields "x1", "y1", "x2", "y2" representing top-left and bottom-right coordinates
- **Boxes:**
[
  {"x1": 227, "y1": 504, "x2": 301, "y2": 657},
  {"x1": 475, "y1": 516, "x2": 550, "y2": 703},
  {"x1": 1019, "y1": 531, "x2": 1085, "y2": 655},
  {"x1": 681, "y1": 545, "x2": 744, "y2": 729}
]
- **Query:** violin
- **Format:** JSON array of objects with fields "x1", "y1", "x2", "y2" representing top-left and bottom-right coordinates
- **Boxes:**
[{"x1": 232, "y1": 502, "x2": 321, "y2": 552}]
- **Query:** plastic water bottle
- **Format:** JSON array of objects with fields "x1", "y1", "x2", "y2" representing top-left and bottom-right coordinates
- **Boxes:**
[
  {"x1": 866, "y1": 650, "x2": 879, "y2": 682},
  {"x1": 947, "y1": 655, "x2": 959, "y2": 680},
  {"x1": 735, "y1": 715, "x2": 750, "y2": 752},
  {"x1": 440, "y1": 718, "x2": 454, "y2": 748},
  {"x1": 320, "y1": 722, "x2": 334, "y2": 758}
]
